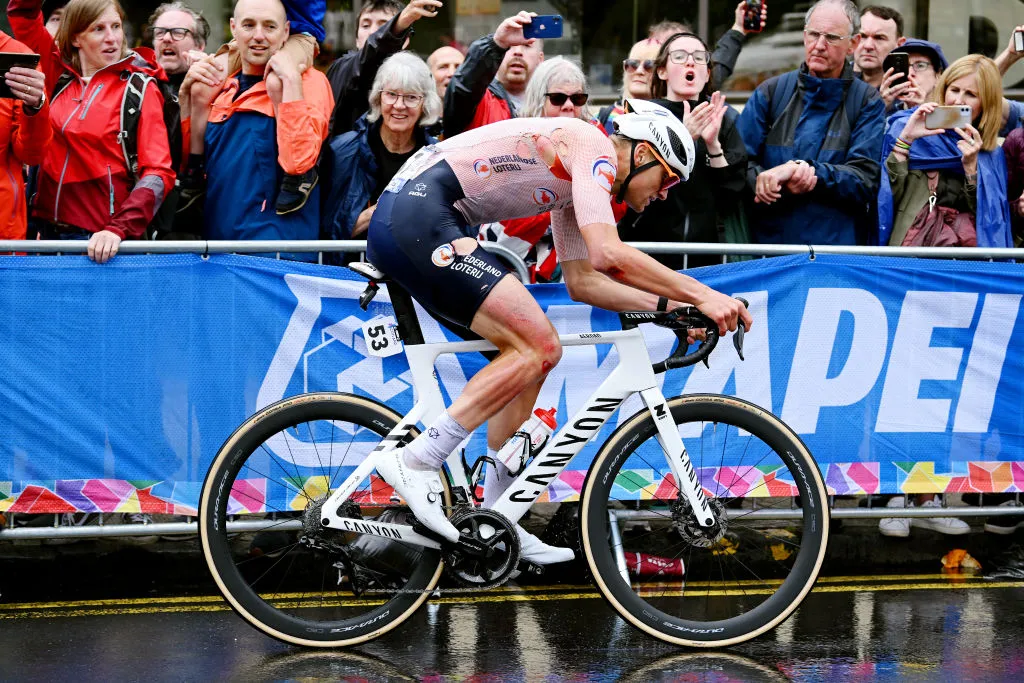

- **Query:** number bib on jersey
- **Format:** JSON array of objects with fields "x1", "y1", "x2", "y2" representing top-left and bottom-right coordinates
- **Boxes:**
[
  {"x1": 384, "y1": 146, "x2": 438, "y2": 194},
  {"x1": 361, "y1": 315, "x2": 404, "y2": 357}
]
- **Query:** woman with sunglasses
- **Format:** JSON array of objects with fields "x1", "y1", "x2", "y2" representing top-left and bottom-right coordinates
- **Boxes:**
[
  {"x1": 618, "y1": 32, "x2": 747, "y2": 269},
  {"x1": 596, "y1": 38, "x2": 660, "y2": 135}
]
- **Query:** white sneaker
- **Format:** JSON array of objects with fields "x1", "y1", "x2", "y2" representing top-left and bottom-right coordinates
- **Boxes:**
[
  {"x1": 375, "y1": 448, "x2": 460, "y2": 543},
  {"x1": 516, "y1": 525, "x2": 575, "y2": 564},
  {"x1": 911, "y1": 499, "x2": 971, "y2": 535},
  {"x1": 879, "y1": 497, "x2": 910, "y2": 538}
]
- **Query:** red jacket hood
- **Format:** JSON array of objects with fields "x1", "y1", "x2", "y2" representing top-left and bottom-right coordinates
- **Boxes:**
[{"x1": 125, "y1": 46, "x2": 169, "y2": 81}]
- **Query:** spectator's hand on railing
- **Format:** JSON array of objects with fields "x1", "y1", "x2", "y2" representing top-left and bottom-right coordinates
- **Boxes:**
[
  {"x1": 88, "y1": 231, "x2": 121, "y2": 264},
  {"x1": 493, "y1": 11, "x2": 539, "y2": 50},
  {"x1": 730, "y1": 0, "x2": 767, "y2": 36},
  {"x1": 5, "y1": 66, "x2": 45, "y2": 111},
  {"x1": 395, "y1": 0, "x2": 443, "y2": 34}
]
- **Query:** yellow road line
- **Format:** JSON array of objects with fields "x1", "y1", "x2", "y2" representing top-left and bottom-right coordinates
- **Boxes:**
[{"x1": 1, "y1": 577, "x2": 1021, "y2": 620}]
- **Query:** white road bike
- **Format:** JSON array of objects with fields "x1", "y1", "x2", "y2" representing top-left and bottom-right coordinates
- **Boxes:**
[{"x1": 199, "y1": 263, "x2": 830, "y2": 648}]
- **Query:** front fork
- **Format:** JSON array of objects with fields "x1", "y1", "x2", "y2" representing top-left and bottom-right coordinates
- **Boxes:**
[{"x1": 638, "y1": 388, "x2": 715, "y2": 528}]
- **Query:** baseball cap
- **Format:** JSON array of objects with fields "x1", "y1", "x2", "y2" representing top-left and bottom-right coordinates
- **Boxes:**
[{"x1": 898, "y1": 39, "x2": 949, "y2": 72}]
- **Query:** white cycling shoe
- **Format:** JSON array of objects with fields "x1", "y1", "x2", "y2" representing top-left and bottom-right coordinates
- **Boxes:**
[
  {"x1": 516, "y1": 525, "x2": 575, "y2": 565},
  {"x1": 483, "y1": 460, "x2": 575, "y2": 565},
  {"x1": 375, "y1": 448, "x2": 461, "y2": 543}
]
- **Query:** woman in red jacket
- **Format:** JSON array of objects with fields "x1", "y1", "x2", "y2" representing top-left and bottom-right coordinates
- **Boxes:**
[
  {"x1": 0, "y1": 29, "x2": 51, "y2": 240},
  {"x1": 8, "y1": 0, "x2": 174, "y2": 262}
]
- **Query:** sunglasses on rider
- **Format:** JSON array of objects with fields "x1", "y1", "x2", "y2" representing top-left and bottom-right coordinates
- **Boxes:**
[
  {"x1": 623, "y1": 58, "x2": 656, "y2": 72},
  {"x1": 647, "y1": 145, "x2": 680, "y2": 192},
  {"x1": 545, "y1": 92, "x2": 590, "y2": 107}
]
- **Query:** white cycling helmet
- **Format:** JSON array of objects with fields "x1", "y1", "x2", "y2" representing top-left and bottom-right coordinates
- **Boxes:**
[{"x1": 612, "y1": 98, "x2": 695, "y2": 202}]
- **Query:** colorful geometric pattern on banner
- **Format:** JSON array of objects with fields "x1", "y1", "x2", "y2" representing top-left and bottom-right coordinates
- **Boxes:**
[{"x1": 0, "y1": 252, "x2": 1021, "y2": 513}]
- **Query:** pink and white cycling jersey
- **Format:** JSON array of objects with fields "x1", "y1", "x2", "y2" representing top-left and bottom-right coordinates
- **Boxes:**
[{"x1": 392, "y1": 117, "x2": 619, "y2": 262}]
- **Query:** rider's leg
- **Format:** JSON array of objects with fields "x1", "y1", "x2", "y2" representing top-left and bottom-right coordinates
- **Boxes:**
[
  {"x1": 482, "y1": 384, "x2": 541, "y2": 507},
  {"x1": 400, "y1": 271, "x2": 561, "y2": 470},
  {"x1": 378, "y1": 251, "x2": 562, "y2": 542}
]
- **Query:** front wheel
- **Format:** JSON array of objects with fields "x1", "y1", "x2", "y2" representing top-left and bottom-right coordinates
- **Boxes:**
[
  {"x1": 580, "y1": 394, "x2": 828, "y2": 647},
  {"x1": 199, "y1": 392, "x2": 448, "y2": 647}
]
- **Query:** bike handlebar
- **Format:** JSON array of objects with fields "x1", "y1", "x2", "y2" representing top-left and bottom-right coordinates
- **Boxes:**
[{"x1": 620, "y1": 298, "x2": 749, "y2": 374}]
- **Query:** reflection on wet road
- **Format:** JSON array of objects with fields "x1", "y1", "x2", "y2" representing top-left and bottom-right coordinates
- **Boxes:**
[{"x1": 2, "y1": 575, "x2": 1023, "y2": 681}]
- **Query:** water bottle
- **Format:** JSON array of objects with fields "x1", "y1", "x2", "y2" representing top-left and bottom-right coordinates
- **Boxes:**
[{"x1": 495, "y1": 407, "x2": 557, "y2": 474}]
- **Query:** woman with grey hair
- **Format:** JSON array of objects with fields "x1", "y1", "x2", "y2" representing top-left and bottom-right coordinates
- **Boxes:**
[
  {"x1": 322, "y1": 52, "x2": 441, "y2": 261},
  {"x1": 520, "y1": 56, "x2": 592, "y2": 121}
]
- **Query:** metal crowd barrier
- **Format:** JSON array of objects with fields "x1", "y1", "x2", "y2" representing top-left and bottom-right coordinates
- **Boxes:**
[{"x1": 1, "y1": 239, "x2": 1021, "y2": 539}]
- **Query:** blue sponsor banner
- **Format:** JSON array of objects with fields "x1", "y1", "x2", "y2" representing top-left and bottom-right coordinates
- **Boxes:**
[{"x1": 0, "y1": 253, "x2": 1021, "y2": 513}]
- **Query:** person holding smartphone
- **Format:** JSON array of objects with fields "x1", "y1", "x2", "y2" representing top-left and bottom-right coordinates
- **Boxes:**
[
  {"x1": 878, "y1": 54, "x2": 1011, "y2": 252},
  {"x1": 0, "y1": 29, "x2": 50, "y2": 241}
]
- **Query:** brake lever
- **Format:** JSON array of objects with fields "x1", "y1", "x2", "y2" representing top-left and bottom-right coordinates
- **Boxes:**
[{"x1": 732, "y1": 297, "x2": 749, "y2": 361}]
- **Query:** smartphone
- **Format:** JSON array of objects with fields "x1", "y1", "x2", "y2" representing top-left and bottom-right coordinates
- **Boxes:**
[
  {"x1": 523, "y1": 15, "x2": 563, "y2": 40},
  {"x1": 924, "y1": 105, "x2": 973, "y2": 130},
  {"x1": 1014, "y1": 29, "x2": 1023, "y2": 52},
  {"x1": 743, "y1": 0, "x2": 764, "y2": 33},
  {"x1": 882, "y1": 52, "x2": 910, "y2": 86},
  {"x1": 0, "y1": 52, "x2": 41, "y2": 99}
]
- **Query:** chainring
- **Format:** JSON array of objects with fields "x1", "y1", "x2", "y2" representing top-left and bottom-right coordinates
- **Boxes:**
[
  {"x1": 670, "y1": 495, "x2": 728, "y2": 548},
  {"x1": 442, "y1": 507, "x2": 521, "y2": 589}
]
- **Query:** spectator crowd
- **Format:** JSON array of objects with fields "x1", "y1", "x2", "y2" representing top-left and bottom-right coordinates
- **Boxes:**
[
  {"x1": 3, "y1": 0, "x2": 1024, "y2": 265},
  {"x1": 0, "y1": 0, "x2": 1022, "y2": 536}
]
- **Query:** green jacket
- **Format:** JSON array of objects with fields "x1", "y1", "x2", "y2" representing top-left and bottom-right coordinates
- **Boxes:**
[{"x1": 885, "y1": 152, "x2": 977, "y2": 246}]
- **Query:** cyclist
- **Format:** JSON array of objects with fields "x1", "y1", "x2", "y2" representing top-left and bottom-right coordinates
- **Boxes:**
[{"x1": 367, "y1": 98, "x2": 752, "y2": 561}]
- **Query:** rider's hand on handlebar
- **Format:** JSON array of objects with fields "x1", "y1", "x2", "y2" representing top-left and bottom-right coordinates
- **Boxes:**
[{"x1": 694, "y1": 289, "x2": 753, "y2": 336}]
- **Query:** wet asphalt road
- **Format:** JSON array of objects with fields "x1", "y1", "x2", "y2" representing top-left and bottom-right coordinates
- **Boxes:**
[{"x1": 3, "y1": 571, "x2": 1024, "y2": 681}]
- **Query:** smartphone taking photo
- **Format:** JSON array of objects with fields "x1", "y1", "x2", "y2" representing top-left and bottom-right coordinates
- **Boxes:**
[
  {"x1": 523, "y1": 15, "x2": 563, "y2": 40},
  {"x1": 743, "y1": 0, "x2": 764, "y2": 33},
  {"x1": 0, "y1": 52, "x2": 41, "y2": 99},
  {"x1": 924, "y1": 105, "x2": 973, "y2": 130},
  {"x1": 882, "y1": 52, "x2": 909, "y2": 87}
]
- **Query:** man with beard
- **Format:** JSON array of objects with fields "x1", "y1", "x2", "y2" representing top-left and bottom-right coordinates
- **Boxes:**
[
  {"x1": 442, "y1": 11, "x2": 544, "y2": 137},
  {"x1": 148, "y1": 2, "x2": 210, "y2": 92}
]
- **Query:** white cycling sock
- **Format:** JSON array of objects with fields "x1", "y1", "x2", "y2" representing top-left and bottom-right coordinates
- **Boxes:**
[
  {"x1": 402, "y1": 410, "x2": 470, "y2": 471},
  {"x1": 483, "y1": 450, "x2": 515, "y2": 508}
]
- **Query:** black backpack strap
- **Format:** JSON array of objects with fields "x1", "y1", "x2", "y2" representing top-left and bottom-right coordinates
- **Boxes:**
[
  {"x1": 118, "y1": 71, "x2": 152, "y2": 183},
  {"x1": 52, "y1": 71, "x2": 75, "y2": 101}
]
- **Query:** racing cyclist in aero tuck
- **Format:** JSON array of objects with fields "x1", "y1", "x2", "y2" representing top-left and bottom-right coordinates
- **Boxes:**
[{"x1": 367, "y1": 98, "x2": 752, "y2": 564}]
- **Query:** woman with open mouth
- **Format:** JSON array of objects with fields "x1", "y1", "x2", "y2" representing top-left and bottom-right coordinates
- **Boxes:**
[{"x1": 614, "y1": 32, "x2": 747, "y2": 270}]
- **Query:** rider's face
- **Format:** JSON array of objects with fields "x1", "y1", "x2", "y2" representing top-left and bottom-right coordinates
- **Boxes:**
[{"x1": 623, "y1": 143, "x2": 672, "y2": 212}]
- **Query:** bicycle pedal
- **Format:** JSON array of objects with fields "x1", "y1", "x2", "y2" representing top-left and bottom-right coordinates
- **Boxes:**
[{"x1": 516, "y1": 560, "x2": 545, "y2": 578}]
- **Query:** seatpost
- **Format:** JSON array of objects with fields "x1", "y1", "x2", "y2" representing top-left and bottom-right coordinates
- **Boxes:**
[{"x1": 387, "y1": 283, "x2": 425, "y2": 346}]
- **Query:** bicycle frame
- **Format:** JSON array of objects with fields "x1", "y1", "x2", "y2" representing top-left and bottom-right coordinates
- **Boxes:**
[{"x1": 319, "y1": 327, "x2": 716, "y2": 548}]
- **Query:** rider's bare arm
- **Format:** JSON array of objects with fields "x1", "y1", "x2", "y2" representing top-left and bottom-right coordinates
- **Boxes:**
[
  {"x1": 561, "y1": 258, "x2": 685, "y2": 312},
  {"x1": 576, "y1": 221, "x2": 752, "y2": 334}
]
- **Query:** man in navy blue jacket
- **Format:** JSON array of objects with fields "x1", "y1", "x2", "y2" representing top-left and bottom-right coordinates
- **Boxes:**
[{"x1": 737, "y1": 0, "x2": 884, "y2": 245}]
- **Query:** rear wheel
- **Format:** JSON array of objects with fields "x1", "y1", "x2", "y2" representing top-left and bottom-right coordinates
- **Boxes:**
[
  {"x1": 199, "y1": 392, "x2": 448, "y2": 647},
  {"x1": 580, "y1": 395, "x2": 828, "y2": 647}
]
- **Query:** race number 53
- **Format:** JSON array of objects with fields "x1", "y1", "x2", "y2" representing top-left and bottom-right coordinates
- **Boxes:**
[{"x1": 361, "y1": 315, "x2": 404, "y2": 357}]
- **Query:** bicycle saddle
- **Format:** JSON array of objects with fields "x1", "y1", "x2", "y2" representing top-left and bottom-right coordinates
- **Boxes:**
[{"x1": 348, "y1": 262, "x2": 390, "y2": 283}]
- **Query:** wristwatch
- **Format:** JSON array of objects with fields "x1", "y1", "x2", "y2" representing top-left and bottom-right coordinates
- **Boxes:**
[{"x1": 24, "y1": 90, "x2": 45, "y2": 114}]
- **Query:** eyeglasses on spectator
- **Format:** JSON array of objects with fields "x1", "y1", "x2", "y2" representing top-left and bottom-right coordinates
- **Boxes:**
[
  {"x1": 623, "y1": 58, "x2": 656, "y2": 72},
  {"x1": 153, "y1": 27, "x2": 194, "y2": 41},
  {"x1": 545, "y1": 92, "x2": 589, "y2": 107},
  {"x1": 381, "y1": 90, "x2": 425, "y2": 107},
  {"x1": 803, "y1": 28, "x2": 849, "y2": 46},
  {"x1": 668, "y1": 49, "x2": 711, "y2": 65}
]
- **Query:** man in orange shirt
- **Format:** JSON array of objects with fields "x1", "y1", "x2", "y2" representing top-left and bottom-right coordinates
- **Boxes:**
[{"x1": 178, "y1": 0, "x2": 333, "y2": 260}]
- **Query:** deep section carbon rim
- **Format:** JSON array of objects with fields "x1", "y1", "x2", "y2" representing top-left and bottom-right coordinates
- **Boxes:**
[
  {"x1": 199, "y1": 393, "x2": 445, "y2": 647},
  {"x1": 581, "y1": 395, "x2": 828, "y2": 646}
]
